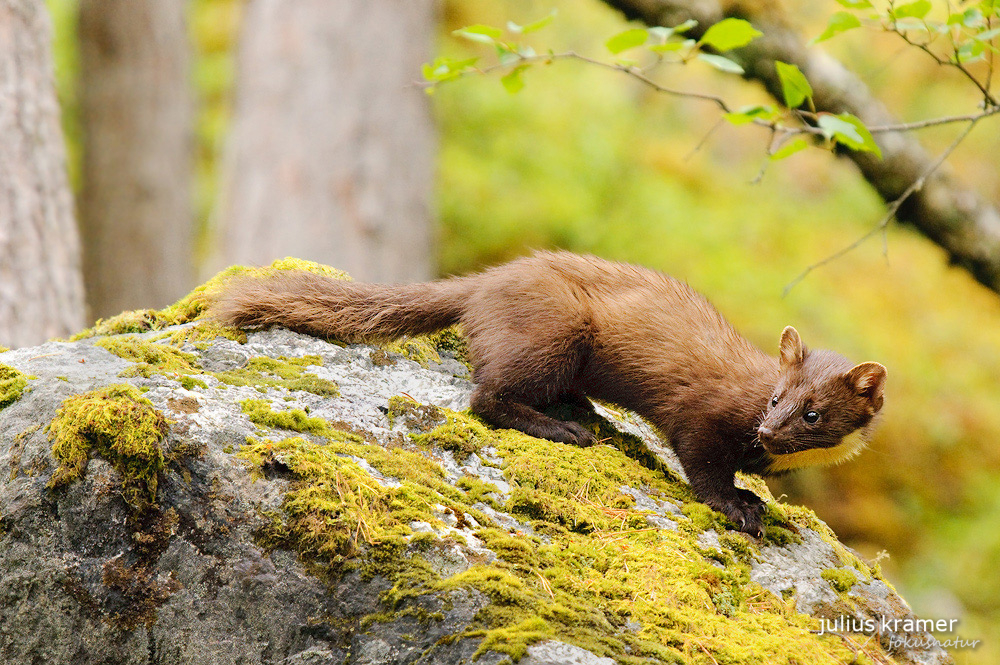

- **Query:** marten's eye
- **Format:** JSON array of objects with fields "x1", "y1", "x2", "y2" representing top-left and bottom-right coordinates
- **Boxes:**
[
  {"x1": 770, "y1": 396, "x2": 779, "y2": 407},
  {"x1": 803, "y1": 410, "x2": 820, "y2": 424}
]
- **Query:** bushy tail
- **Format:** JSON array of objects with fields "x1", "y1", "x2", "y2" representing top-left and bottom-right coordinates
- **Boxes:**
[{"x1": 210, "y1": 271, "x2": 476, "y2": 343}]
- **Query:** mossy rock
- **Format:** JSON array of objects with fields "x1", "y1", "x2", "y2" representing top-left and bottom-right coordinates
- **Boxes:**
[
  {"x1": 72, "y1": 257, "x2": 350, "y2": 341},
  {"x1": 0, "y1": 364, "x2": 30, "y2": 409},
  {"x1": 48, "y1": 383, "x2": 169, "y2": 508}
]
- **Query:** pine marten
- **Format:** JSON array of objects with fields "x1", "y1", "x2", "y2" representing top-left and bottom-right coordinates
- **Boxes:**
[{"x1": 212, "y1": 251, "x2": 886, "y2": 536}]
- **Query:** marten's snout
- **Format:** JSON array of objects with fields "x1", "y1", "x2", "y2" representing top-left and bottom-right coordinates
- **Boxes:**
[{"x1": 757, "y1": 426, "x2": 774, "y2": 444}]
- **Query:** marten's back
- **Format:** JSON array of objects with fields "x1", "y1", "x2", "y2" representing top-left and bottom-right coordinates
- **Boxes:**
[{"x1": 467, "y1": 252, "x2": 774, "y2": 413}]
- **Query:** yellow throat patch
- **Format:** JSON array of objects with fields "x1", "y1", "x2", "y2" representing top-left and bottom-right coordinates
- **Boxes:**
[{"x1": 767, "y1": 430, "x2": 867, "y2": 472}]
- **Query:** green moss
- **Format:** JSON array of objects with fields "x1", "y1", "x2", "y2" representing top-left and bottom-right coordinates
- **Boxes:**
[
  {"x1": 239, "y1": 435, "x2": 467, "y2": 575},
  {"x1": 821, "y1": 568, "x2": 858, "y2": 594},
  {"x1": 386, "y1": 395, "x2": 445, "y2": 431},
  {"x1": 681, "y1": 502, "x2": 722, "y2": 533},
  {"x1": 179, "y1": 376, "x2": 208, "y2": 390},
  {"x1": 0, "y1": 364, "x2": 30, "y2": 409},
  {"x1": 471, "y1": 616, "x2": 553, "y2": 660},
  {"x1": 72, "y1": 309, "x2": 162, "y2": 341},
  {"x1": 381, "y1": 337, "x2": 442, "y2": 368},
  {"x1": 47, "y1": 384, "x2": 169, "y2": 507},
  {"x1": 240, "y1": 399, "x2": 338, "y2": 437},
  {"x1": 167, "y1": 322, "x2": 248, "y2": 345},
  {"x1": 456, "y1": 475, "x2": 503, "y2": 508},
  {"x1": 412, "y1": 409, "x2": 491, "y2": 456},
  {"x1": 409, "y1": 531, "x2": 439, "y2": 550},
  {"x1": 718, "y1": 532, "x2": 759, "y2": 564},
  {"x1": 373, "y1": 327, "x2": 471, "y2": 371},
  {"x1": 236, "y1": 403, "x2": 888, "y2": 664},
  {"x1": 426, "y1": 326, "x2": 472, "y2": 369},
  {"x1": 215, "y1": 355, "x2": 339, "y2": 398},
  {"x1": 96, "y1": 336, "x2": 200, "y2": 379},
  {"x1": 762, "y1": 524, "x2": 800, "y2": 547},
  {"x1": 247, "y1": 355, "x2": 319, "y2": 377},
  {"x1": 428, "y1": 326, "x2": 467, "y2": 354},
  {"x1": 71, "y1": 257, "x2": 350, "y2": 341}
]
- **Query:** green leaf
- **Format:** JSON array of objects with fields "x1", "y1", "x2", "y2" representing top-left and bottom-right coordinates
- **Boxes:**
[
  {"x1": 648, "y1": 26, "x2": 673, "y2": 41},
  {"x1": 893, "y1": 18, "x2": 931, "y2": 31},
  {"x1": 962, "y1": 8, "x2": 986, "y2": 26},
  {"x1": 723, "y1": 105, "x2": 778, "y2": 125},
  {"x1": 507, "y1": 10, "x2": 556, "y2": 35},
  {"x1": 606, "y1": 28, "x2": 649, "y2": 53},
  {"x1": 496, "y1": 44, "x2": 521, "y2": 66},
  {"x1": 452, "y1": 24, "x2": 503, "y2": 44},
  {"x1": 649, "y1": 41, "x2": 691, "y2": 53},
  {"x1": 975, "y1": 27, "x2": 1000, "y2": 41},
  {"x1": 817, "y1": 113, "x2": 882, "y2": 157},
  {"x1": 812, "y1": 11, "x2": 862, "y2": 43},
  {"x1": 835, "y1": 0, "x2": 873, "y2": 8},
  {"x1": 697, "y1": 53, "x2": 745, "y2": 74},
  {"x1": 699, "y1": 18, "x2": 763, "y2": 51},
  {"x1": 672, "y1": 19, "x2": 699, "y2": 33},
  {"x1": 891, "y1": 0, "x2": 932, "y2": 20},
  {"x1": 422, "y1": 56, "x2": 478, "y2": 82},
  {"x1": 770, "y1": 137, "x2": 809, "y2": 161},
  {"x1": 500, "y1": 65, "x2": 528, "y2": 93},
  {"x1": 775, "y1": 61, "x2": 813, "y2": 108},
  {"x1": 957, "y1": 39, "x2": 986, "y2": 62}
]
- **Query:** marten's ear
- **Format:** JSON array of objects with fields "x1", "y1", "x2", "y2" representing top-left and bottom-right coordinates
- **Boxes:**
[
  {"x1": 779, "y1": 326, "x2": 804, "y2": 369},
  {"x1": 845, "y1": 362, "x2": 887, "y2": 413}
]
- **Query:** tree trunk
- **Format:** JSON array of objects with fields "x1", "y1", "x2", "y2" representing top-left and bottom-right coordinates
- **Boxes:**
[
  {"x1": 213, "y1": 0, "x2": 436, "y2": 283},
  {"x1": 0, "y1": 0, "x2": 84, "y2": 349},
  {"x1": 602, "y1": 0, "x2": 1000, "y2": 295},
  {"x1": 79, "y1": 0, "x2": 194, "y2": 319}
]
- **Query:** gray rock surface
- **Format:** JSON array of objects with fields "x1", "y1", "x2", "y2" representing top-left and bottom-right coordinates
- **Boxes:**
[{"x1": 0, "y1": 327, "x2": 952, "y2": 664}]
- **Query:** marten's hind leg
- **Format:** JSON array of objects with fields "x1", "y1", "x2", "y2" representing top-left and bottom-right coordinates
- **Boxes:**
[
  {"x1": 468, "y1": 330, "x2": 594, "y2": 447},
  {"x1": 471, "y1": 389, "x2": 595, "y2": 446}
]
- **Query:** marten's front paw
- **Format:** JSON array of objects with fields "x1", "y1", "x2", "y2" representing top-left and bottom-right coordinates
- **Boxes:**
[{"x1": 711, "y1": 491, "x2": 765, "y2": 538}]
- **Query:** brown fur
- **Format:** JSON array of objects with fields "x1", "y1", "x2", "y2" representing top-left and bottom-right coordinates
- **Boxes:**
[{"x1": 211, "y1": 251, "x2": 886, "y2": 536}]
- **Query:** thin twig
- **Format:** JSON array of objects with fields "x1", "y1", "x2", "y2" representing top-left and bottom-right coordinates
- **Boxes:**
[
  {"x1": 890, "y1": 24, "x2": 998, "y2": 106},
  {"x1": 783, "y1": 118, "x2": 981, "y2": 296},
  {"x1": 27, "y1": 351, "x2": 63, "y2": 361},
  {"x1": 685, "y1": 116, "x2": 725, "y2": 160},
  {"x1": 467, "y1": 50, "x2": 734, "y2": 111},
  {"x1": 750, "y1": 126, "x2": 789, "y2": 185},
  {"x1": 860, "y1": 106, "x2": 1000, "y2": 132},
  {"x1": 987, "y1": 13, "x2": 996, "y2": 94}
]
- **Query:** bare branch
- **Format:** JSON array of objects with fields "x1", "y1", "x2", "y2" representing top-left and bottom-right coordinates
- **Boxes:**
[
  {"x1": 889, "y1": 25, "x2": 998, "y2": 107},
  {"x1": 783, "y1": 118, "x2": 981, "y2": 296}
]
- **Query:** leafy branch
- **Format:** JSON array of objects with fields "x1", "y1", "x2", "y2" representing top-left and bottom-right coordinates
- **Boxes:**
[
  {"x1": 426, "y1": 16, "x2": 884, "y2": 161},
  {"x1": 427, "y1": 0, "x2": 1000, "y2": 293}
]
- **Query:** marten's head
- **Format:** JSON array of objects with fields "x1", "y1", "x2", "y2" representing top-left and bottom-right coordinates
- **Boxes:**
[{"x1": 757, "y1": 326, "x2": 886, "y2": 472}]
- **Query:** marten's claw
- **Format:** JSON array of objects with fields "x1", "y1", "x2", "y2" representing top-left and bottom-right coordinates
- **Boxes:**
[
  {"x1": 560, "y1": 421, "x2": 596, "y2": 447},
  {"x1": 711, "y1": 491, "x2": 765, "y2": 537}
]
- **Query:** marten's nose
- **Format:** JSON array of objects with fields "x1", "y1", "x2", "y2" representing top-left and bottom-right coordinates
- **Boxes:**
[{"x1": 757, "y1": 427, "x2": 774, "y2": 443}]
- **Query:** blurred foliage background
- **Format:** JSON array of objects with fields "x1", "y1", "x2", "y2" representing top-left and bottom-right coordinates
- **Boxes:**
[{"x1": 45, "y1": 0, "x2": 1000, "y2": 661}]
